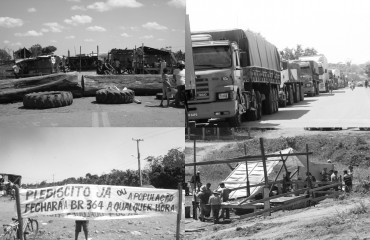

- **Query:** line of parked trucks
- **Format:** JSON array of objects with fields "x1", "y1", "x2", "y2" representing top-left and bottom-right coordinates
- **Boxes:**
[{"x1": 185, "y1": 15, "x2": 348, "y2": 127}]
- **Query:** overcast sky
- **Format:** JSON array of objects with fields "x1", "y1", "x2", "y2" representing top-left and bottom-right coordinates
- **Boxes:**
[
  {"x1": 0, "y1": 127, "x2": 184, "y2": 184},
  {"x1": 0, "y1": 0, "x2": 185, "y2": 56},
  {"x1": 187, "y1": 0, "x2": 370, "y2": 64}
]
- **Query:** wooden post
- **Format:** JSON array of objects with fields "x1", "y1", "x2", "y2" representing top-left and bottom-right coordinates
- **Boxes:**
[
  {"x1": 176, "y1": 183, "x2": 183, "y2": 240},
  {"x1": 259, "y1": 138, "x2": 270, "y2": 216},
  {"x1": 244, "y1": 143, "x2": 250, "y2": 197},
  {"x1": 259, "y1": 138, "x2": 268, "y2": 185},
  {"x1": 79, "y1": 46, "x2": 81, "y2": 73},
  {"x1": 15, "y1": 185, "x2": 24, "y2": 240},
  {"x1": 193, "y1": 139, "x2": 197, "y2": 220},
  {"x1": 216, "y1": 127, "x2": 220, "y2": 139},
  {"x1": 202, "y1": 128, "x2": 205, "y2": 140}
]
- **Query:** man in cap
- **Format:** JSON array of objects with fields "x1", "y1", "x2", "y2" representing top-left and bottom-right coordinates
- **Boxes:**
[
  {"x1": 173, "y1": 60, "x2": 185, "y2": 107},
  {"x1": 219, "y1": 182, "x2": 230, "y2": 220},
  {"x1": 208, "y1": 190, "x2": 222, "y2": 224}
]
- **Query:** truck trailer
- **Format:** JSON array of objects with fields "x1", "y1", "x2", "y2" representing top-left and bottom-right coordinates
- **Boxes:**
[
  {"x1": 299, "y1": 55, "x2": 328, "y2": 93},
  {"x1": 186, "y1": 29, "x2": 281, "y2": 126},
  {"x1": 279, "y1": 61, "x2": 304, "y2": 107}
]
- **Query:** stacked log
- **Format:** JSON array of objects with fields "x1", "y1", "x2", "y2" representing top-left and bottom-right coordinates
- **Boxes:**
[
  {"x1": 82, "y1": 74, "x2": 171, "y2": 96},
  {"x1": 0, "y1": 72, "x2": 82, "y2": 103}
]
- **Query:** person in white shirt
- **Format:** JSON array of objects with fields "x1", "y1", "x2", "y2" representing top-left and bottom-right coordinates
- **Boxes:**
[{"x1": 173, "y1": 61, "x2": 185, "y2": 107}]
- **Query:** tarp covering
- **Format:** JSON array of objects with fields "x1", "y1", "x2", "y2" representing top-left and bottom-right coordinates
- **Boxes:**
[
  {"x1": 192, "y1": 29, "x2": 280, "y2": 71},
  {"x1": 219, "y1": 148, "x2": 334, "y2": 200}
]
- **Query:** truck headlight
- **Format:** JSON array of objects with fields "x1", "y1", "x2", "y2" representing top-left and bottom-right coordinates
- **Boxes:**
[
  {"x1": 222, "y1": 76, "x2": 229, "y2": 81},
  {"x1": 218, "y1": 92, "x2": 229, "y2": 100}
]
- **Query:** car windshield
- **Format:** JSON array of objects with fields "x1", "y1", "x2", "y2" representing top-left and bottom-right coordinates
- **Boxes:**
[
  {"x1": 300, "y1": 66, "x2": 311, "y2": 75},
  {"x1": 193, "y1": 46, "x2": 232, "y2": 70}
]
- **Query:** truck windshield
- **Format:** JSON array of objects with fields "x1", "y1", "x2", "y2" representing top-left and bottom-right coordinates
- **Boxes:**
[
  {"x1": 193, "y1": 46, "x2": 232, "y2": 70},
  {"x1": 300, "y1": 66, "x2": 311, "y2": 75}
]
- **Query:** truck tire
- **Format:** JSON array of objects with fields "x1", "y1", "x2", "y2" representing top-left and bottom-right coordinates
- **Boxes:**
[
  {"x1": 229, "y1": 112, "x2": 241, "y2": 127},
  {"x1": 23, "y1": 91, "x2": 73, "y2": 109},
  {"x1": 300, "y1": 85, "x2": 304, "y2": 101},
  {"x1": 287, "y1": 86, "x2": 294, "y2": 105},
  {"x1": 273, "y1": 88, "x2": 279, "y2": 113},
  {"x1": 96, "y1": 88, "x2": 134, "y2": 104},
  {"x1": 293, "y1": 84, "x2": 299, "y2": 103},
  {"x1": 263, "y1": 88, "x2": 273, "y2": 115},
  {"x1": 256, "y1": 91, "x2": 262, "y2": 120}
]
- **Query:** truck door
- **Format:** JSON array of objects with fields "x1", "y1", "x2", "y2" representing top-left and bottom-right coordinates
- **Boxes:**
[{"x1": 233, "y1": 46, "x2": 242, "y2": 86}]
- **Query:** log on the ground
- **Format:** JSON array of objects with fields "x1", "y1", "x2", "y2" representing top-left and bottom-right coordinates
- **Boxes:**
[
  {"x1": 82, "y1": 74, "x2": 171, "y2": 96},
  {"x1": 0, "y1": 72, "x2": 82, "y2": 103}
]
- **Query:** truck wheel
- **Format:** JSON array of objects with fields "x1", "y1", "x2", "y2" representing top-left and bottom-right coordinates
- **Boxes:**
[
  {"x1": 23, "y1": 91, "x2": 73, "y2": 109},
  {"x1": 256, "y1": 91, "x2": 262, "y2": 120},
  {"x1": 287, "y1": 86, "x2": 294, "y2": 105},
  {"x1": 229, "y1": 112, "x2": 241, "y2": 127},
  {"x1": 300, "y1": 85, "x2": 304, "y2": 101},
  {"x1": 293, "y1": 84, "x2": 299, "y2": 103},
  {"x1": 274, "y1": 88, "x2": 279, "y2": 112}
]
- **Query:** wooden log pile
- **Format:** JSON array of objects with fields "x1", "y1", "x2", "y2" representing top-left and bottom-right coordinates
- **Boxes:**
[
  {"x1": 82, "y1": 74, "x2": 171, "y2": 96},
  {"x1": 0, "y1": 72, "x2": 82, "y2": 103}
]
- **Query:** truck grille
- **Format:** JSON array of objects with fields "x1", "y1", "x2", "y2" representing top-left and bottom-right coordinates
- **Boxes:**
[{"x1": 195, "y1": 77, "x2": 209, "y2": 99}]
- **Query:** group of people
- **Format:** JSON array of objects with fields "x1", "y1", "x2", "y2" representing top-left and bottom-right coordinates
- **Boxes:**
[
  {"x1": 160, "y1": 60, "x2": 185, "y2": 108},
  {"x1": 189, "y1": 172, "x2": 230, "y2": 224}
]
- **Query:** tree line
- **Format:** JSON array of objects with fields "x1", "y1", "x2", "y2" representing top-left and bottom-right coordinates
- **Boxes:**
[{"x1": 22, "y1": 148, "x2": 184, "y2": 190}]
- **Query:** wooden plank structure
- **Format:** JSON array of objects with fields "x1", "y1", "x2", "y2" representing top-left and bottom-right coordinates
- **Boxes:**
[
  {"x1": 186, "y1": 138, "x2": 343, "y2": 221},
  {"x1": 0, "y1": 72, "x2": 82, "y2": 103}
]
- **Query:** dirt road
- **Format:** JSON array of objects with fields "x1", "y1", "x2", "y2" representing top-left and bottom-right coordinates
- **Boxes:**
[
  {"x1": 0, "y1": 96, "x2": 184, "y2": 127},
  {"x1": 244, "y1": 87, "x2": 370, "y2": 128}
]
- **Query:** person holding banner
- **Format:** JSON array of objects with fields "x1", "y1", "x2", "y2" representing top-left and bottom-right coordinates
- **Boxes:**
[{"x1": 75, "y1": 220, "x2": 89, "y2": 240}]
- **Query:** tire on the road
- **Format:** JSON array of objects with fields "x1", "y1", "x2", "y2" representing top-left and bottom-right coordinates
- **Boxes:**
[
  {"x1": 96, "y1": 88, "x2": 134, "y2": 104},
  {"x1": 23, "y1": 91, "x2": 73, "y2": 109}
]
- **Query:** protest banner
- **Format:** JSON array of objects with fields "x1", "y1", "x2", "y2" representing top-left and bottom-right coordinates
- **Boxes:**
[{"x1": 19, "y1": 184, "x2": 182, "y2": 220}]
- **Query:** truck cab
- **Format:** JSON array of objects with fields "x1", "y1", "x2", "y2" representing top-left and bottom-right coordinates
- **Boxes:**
[
  {"x1": 187, "y1": 38, "x2": 243, "y2": 124},
  {"x1": 294, "y1": 60, "x2": 319, "y2": 97}
]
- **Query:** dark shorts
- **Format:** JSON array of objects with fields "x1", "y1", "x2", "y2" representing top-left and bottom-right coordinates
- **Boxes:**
[{"x1": 75, "y1": 220, "x2": 89, "y2": 233}]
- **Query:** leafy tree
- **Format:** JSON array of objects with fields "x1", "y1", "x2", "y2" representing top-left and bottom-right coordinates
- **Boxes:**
[
  {"x1": 29, "y1": 44, "x2": 42, "y2": 57},
  {"x1": 0, "y1": 49, "x2": 11, "y2": 61},
  {"x1": 174, "y1": 50, "x2": 184, "y2": 61},
  {"x1": 148, "y1": 148, "x2": 184, "y2": 189},
  {"x1": 280, "y1": 44, "x2": 318, "y2": 61},
  {"x1": 41, "y1": 45, "x2": 57, "y2": 55}
]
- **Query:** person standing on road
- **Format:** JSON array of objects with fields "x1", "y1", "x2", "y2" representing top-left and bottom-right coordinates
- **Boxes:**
[
  {"x1": 197, "y1": 186, "x2": 208, "y2": 222},
  {"x1": 365, "y1": 79, "x2": 368, "y2": 88},
  {"x1": 343, "y1": 170, "x2": 352, "y2": 193},
  {"x1": 219, "y1": 182, "x2": 230, "y2": 220},
  {"x1": 160, "y1": 68, "x2": 171, "y2": 108},
  {"x1": 331, "y1": 170, "x2": 340, "y2": 191},
  {"x1": 173, "y1": 61, "x2": 185, "y2": 107},
  {"x1": 208, "y1": 191, "x2": 222, "y2": 224},
  {"x1": 75, "y1": 220, "x2": 89, "y2": 240}
]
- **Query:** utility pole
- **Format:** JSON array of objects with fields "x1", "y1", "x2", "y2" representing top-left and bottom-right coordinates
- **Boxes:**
[{"x1": 132, "y1": 138, "x2": 144, "y2": 186}]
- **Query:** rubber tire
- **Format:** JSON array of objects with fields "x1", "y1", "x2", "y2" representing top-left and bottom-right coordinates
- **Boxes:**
[
  {"x1": 293, "y1": 84, "x2": 299, "y2": 103},
  {"x1": 96, "y1": 88, "x2": 134, "y2": 104},
  {"x1": 287, "y1": 86, "x2": 294, "y2": 105},
  {"x1": 229, "y1": 111, "x2": 241, "y2": 127},
  {"x1": 256, "y1": 91, "x2": 262, "y2": 120},
  {"x1": 23, "y1": 91, "x2": 73, "y2": 109},
  {"x1": 300, "y1": 85, "x2": 304, "y2": 101},
  {"x1": 274, "y1": 88, "x2": 279, "y2": 112},
  {"x1": 264, "y1": 88, "x2": 273, "y2": 115}
]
